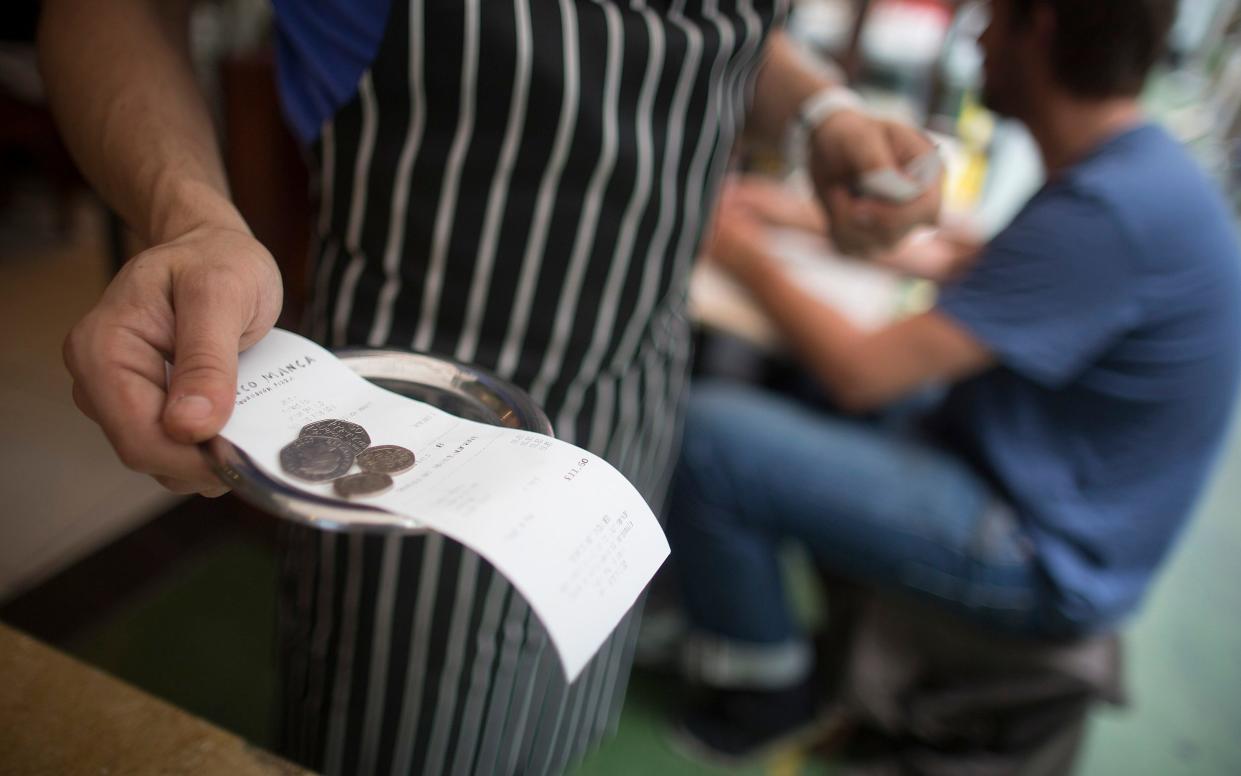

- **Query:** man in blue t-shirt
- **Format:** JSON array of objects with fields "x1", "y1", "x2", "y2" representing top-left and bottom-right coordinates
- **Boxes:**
[{"x1": 669, "y1": 0, "x2": 1241, "y2": 759}]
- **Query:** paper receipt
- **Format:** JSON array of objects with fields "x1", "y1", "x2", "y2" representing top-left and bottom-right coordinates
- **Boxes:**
[{"x1": 218, "y1": 328, "x2": 670, "y2": 681}]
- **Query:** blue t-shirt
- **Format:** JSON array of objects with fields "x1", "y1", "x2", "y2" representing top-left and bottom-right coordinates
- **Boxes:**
[
  {"x1": 934, "y1": 123, "x2": 1241, "y2": 633},
  {"x1": 271, "y1": 0, "x2": 391, "y2": 144}
]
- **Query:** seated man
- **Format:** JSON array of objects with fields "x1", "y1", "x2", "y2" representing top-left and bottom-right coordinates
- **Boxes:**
[{"x1": 668, "y1": 0, "x2": 1241, "y2": 761}]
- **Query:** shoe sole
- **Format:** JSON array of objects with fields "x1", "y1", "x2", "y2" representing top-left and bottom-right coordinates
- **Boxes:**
[{"x1": 663, "y1": 705, "x2": 854, "y2": 769}]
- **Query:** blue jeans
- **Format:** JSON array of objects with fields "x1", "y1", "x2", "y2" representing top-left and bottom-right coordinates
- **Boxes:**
[{"x1": 668, "y1": 382, "x2": 1059, "y2": 681}]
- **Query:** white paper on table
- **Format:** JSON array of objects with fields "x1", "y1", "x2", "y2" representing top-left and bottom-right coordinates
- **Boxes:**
[
  {"x1": 219, "y1": 328, "x2": 670, "y2": 681},
  {"x1": 691, "y1": 226, "x2": 908, "y2": 350}
]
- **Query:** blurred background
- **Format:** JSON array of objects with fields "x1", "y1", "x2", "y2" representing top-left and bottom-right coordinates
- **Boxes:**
[{"x1": 1, "y1": 1, "x2": 1239, "y2": 774}]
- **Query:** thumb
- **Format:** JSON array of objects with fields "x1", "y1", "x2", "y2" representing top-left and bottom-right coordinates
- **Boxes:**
[{"x1": 163, "y1": 273, "x2": 248, "y2": 443}]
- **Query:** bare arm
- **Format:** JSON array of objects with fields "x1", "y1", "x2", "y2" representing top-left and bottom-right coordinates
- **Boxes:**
[
  {"x1": 39, "y1": 0, "x2": 242, "y2": 242},
  {"x1": 745, "y1": 31, "x2": 839, "y2": 148},
  {"x1": 745, "y1": 32, "x2": 942, "y2": 256},
  {"x1": 41, "y1": 0, "x2": 282, "y2": 495},
  {"x1": 743, "y1": 266, "x2": 991, "y2": 412},
  {"x1": 708, "y1": 197, "x2": 992, "y2": 412}
]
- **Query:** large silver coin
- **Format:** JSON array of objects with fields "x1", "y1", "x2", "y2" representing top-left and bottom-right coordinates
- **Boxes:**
[
  {"x1": 280, "y1": 435, "x2": 355, "y2": 482},
  {"x1": 299, "y1": 418, "x2": 371, "y2": 454},
  {"x1": 333, "y1": 472, "x2": 394, "y2": 499},
  {"x1": 356, "y1": 445, "x2": 416, "y2": 475}
]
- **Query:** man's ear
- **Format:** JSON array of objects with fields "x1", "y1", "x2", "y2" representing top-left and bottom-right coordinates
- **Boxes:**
[
  {"x1": 1020, "y1": 3, "x2": 1058, "y2": 91},
  {"x1": 1030, "y1": 4, "x2": 1057, "y2": 53}
]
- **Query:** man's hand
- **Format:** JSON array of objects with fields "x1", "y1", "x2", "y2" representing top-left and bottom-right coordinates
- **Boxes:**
[
  {"x1": 809, "y1": 111, "x2": 943, "y2": 257},
  {"x1": 64, "y1": 227, "x2": 282, "y2": 495},
  {"x1": 722, "y1": 175, "x2": 829, "y2": 235},
  {"x1": 876, "y1": 225, "x2": 985, "y2": 283},
  {"x1": 704, "y1": 183, "x2": 777, "y2": 285}
]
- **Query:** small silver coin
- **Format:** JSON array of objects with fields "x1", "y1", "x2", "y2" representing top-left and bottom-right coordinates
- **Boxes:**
[
  {"x1": 280, "y1": 435, "x2": 356, "y2": 482},
  {"x1": 333, "y1": 472, "x2": 394, "y2": 499},
  {"x1": 299, "y1": 418, "x2": 371, "y2": 454},
  {"x1": 356, "y1": 445, "x2": 416, "y2": 475}
]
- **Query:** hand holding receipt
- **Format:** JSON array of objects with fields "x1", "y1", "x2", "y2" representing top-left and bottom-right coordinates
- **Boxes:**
[{"x1": 215, "y1": 328, "x2": 670, "y2": 681}]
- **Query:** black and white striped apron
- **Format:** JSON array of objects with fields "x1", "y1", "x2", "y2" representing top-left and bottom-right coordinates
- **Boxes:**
[{"x1": 278, "y1": 2, "x2": 784, "y2": 773}]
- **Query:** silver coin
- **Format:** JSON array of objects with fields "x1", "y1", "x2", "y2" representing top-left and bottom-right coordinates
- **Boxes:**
[
  {"x1": 333, "y1": 472, "x2": 394, "y2": 499},
  {"x1": 299, "y1": 418, "x2": 371, "y2": 454},
  {"x1": 356, "y1": 445, "x2": 416, "y2": 475},
  {"x1": 279, "y1": 435, "x2": 356, "y2": 482}
]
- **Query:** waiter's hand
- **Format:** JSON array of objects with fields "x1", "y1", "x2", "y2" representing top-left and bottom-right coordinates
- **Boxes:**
[
  {"x1": 63, "y1": 226, "x2": 283, "y2": 496},
  {"x1": 808, "y1": 110, "x2": 942, "y2": 257}
]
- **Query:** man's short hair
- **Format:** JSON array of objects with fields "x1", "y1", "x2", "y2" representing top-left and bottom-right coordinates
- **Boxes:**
[{"x1": 1010, "y1": 0, "x2": 1179, "y2": 97}]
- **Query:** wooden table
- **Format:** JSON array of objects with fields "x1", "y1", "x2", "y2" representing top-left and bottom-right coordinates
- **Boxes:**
[{"x1": 0, "y1": 624, "x2": 312, "y2": 775}]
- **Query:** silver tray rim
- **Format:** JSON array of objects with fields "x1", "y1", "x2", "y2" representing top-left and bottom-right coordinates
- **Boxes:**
[{"x1": 201, "y1": 347, "x2": 553, "y2": 534}]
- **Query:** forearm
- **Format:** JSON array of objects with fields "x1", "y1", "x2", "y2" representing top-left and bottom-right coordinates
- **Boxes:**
[
  {"x1": 730, "y1": 246, "x2": 993, "y2": 410},
  {"x1": 730, "y1": 251, "x2": 879, "y2": 410},
  {"x1": 745, "y1": 31, "x2": 840, "y2": 148},
  {"x1": 38, "y1": 0, "x2": 246, "y2": 245}
]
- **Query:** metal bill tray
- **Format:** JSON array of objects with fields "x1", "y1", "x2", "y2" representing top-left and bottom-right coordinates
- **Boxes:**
[{"x1": 204, "y1": 348, "x2": 553, "y2": 534}]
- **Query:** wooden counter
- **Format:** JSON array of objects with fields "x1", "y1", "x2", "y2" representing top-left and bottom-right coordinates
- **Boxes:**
[{"x1": 0, "y1": 624, "x2": 312, "y2": 775}]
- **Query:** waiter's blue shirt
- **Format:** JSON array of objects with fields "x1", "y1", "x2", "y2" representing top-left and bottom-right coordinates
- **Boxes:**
[
  {"x1": 934, "y1": 123, "x2": 1241, "y2": 632},
  {"x1": 272, "y1": 0, "x2": 390, "y2": 144}
]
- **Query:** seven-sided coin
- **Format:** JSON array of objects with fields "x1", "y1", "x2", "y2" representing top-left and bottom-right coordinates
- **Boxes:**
[
  {"x1": 299, "y1": 418, "x2": 371, "y2": 454},
  {"x1": 333, "y1": 472, "x2": 394, "y2": 499},
  {"x1": 356, "y1": 445, "x2": 416, "y2": 475},
  {"x1": 280, "y1": 435, "x2": 356, "y2": 482}
]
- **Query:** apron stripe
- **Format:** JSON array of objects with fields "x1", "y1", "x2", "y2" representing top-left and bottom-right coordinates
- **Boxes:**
[
  {"x1": 277, "y1": 524, "x2": 313, "y2": 759},
  {"x1": 470, "y1": 595, "x2": 528, "y2": 775},
  {"x1": 453, "y1": 0, "x2": 534, "y2": 365},
  {"x1": 388, "y1": 534, "x2": 443, "y2": 776},
  {"x1": 648, "y1": 316, "x2": 696, "y2": 505},
  {"x1": 584, "y1": 374, "x2": 612, "y2": 453},
  {"x1": 595, "y1": 5, "x2": 707, "y2": 466},
  {"x1": 494, "y1": 0, "x2": 582, "y2": 383},
  {"x1": 448, "y1": 572, "x2": 510, "y2": 775},
  {"x1": 668, "y1": 0, "x2": 735, "y2": 296},
  {"x1": 611, "y1": 355, "x2": 647, "y2": 471},
  {"x1": 323, "y1": 533, "x2": 366, "y2": 776},
  {"x1": 607, "y1": 5, "x2": 725, "y2": 484},
  {"x1": 356, "y1": 535, "x2": 402, "y2": 776},
  {"x1": 301, "y1": 532, "x2": 337, "y2": 765},
  {"x1": 312, "y1": 238, "x2": 340, "y2": 345},
  {"x1": 588, "y1": 608, "x2": 630, "y2": 744},
  {"x1": 331, "y1": 74, "x2": 380, "y2": 347},
  {"x1": 523, "y1": 645, "x2": 570, "y2": 776},
  {"x1": 554, "y1": 6, "x2": 666, "y2": 440},
  {"x1": 318, "y1": 121, "x2": 336, "y2": 237},
  {"x1": 550, "y1": 652, "x2": 596, "y2": 772},
  {"x1": 499, "y1": 614, "x2": 549, "y2": 774},
  {"x1": 309, "y1": 119, "x2": 337, "y2": 344},
  {"x1": 603, "y1": 599, "x2": 648, "y2": 736},
  {"x1": 367, "y1": 0, "x2": 428, "y2": 347},
  {"x1": 309, "y1": 122, "x2": 338, "y2": 343},
  {"x1": 420, "y1": 551, "x2": 480, "y2": 775},
  {"x1": 568, "y1": 620, "x2": 619, "y2": 766},
  {"x1": 411, "y1": 0, "x2": 481, "y2": 354},
  {"x1": 525, "y1": 1, "x2": 626, "y2": 408}
]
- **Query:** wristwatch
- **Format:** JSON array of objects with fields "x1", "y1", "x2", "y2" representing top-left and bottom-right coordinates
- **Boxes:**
[
  {"x1": 796, "y1": 86, "x2": 865, "y2": 137},
  {"x1": 786, "y1": 86, "x2": 865, "y2": 168}
]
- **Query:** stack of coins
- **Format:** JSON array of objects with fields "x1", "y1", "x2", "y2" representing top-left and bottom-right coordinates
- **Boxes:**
[{"x1": 278, "y1": 419, "x2": 417, "y2": 500}]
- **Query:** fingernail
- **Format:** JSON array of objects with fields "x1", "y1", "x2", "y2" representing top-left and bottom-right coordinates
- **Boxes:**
[{"x1": 169, "y1": 395, "x2": 213, "y2": 423}]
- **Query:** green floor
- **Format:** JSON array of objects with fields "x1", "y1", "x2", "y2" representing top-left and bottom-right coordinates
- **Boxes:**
[
  {"x1": 1075, "y1": 416, "x2": 1241, "y2": 776},
  {"x1": 62, "y1": 414, "x2": 1241, "y2": 775}
]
